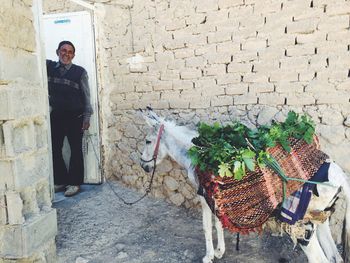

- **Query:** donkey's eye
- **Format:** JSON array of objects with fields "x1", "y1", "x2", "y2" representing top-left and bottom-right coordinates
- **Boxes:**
[{"x1": 146, "y1": 140, "x2": 152, "y2": 144}]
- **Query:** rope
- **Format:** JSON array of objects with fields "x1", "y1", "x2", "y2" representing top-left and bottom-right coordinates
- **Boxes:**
[
  {"x1": 263, "y1": 156, "x2": 336, "y2": 202},
  {"x1": 84, "y1": 131, "x2": 157, "y2": 205}
]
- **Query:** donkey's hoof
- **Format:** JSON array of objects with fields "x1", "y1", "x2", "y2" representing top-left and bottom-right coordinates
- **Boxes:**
[
  {"x1": 202, "y1": 255, "x2": 214, "y2": 263},
  {"x1": 214, "y1": 248, "x2": 225, "y2": 259}
]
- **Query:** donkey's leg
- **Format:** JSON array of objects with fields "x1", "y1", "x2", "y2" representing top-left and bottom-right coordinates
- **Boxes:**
[
  {"x1": 200, "y1": 196, "x2": 215, "y2": 263},
  {"x1": 214, "y1": 215, "x2": 225, "y2": 258},
  {"x1": 300, "y1": 231, "x2": 329, "y2": 263},
  {"x1": 328, "y1": 163, "x2": 350, "y2": 262},
  {"x1": 316, "y1": 219, "x2": 343, "y2": 263}
]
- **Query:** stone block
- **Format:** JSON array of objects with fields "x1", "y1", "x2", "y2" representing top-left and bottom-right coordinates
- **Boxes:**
[
  {"x1": 2, "y1": 119, "x2": 35, "y2": 157},
  {"x1": 173, "y1": 80, "x2": 193, "y2": 90},
  {"x1": 279, "y1": 56, "x2": 309, "y2": 71},
  {"x1": 194, "y1": 0, "x2": 218, "y2": 13},
  {"x1": 227, "y1": 62, "x2": 251, "y2": 73},
  {"x1": 315, "y1": 92, "x2": 350, "y2": 104},
  {"x1": 234, "y1": 94, "x2": 258, "y2": 105},
  {"x1": 168, "y1": 192, "x2": 185, "y2": 206},
  {"x1": 242, "y1": 38, "x2": 267, "y2": 51},
  {"x1": 189, "y1": 98, "x2": 210, "y2": 108},
  {"x1": 218, "y1": 0, "x2": 243, "y2": 9},
  {"x1": 203, "y1": 64, "x2": 226, "y2": 76},
  {"x1": 275, "y1": 81, "x2": 304, "y2": 93},
  {"x1": 0, "y1": 9, "x2": 36, "y2": 52},
  {"x1": 304, "y1": 80, "x2": 335, "y2": 92},
  {"x1": 326, "y1": 4, "x2": 350, "y2": 16},
  {"x1": 0, "y1": 85, "x2": 47, "y2": 121},
  {"x1": 286, "y1": 93, "x2": 315, "y2": 105},
  {"x1": 0, "y1": 149, "x2": 50, "y2": 191},
  {"x1": 155, "y1": 51, "x2": 174, "y2": 68},
  {"x1": 180, "y1": 69, "x2": 202, "y2": 80},
  {"x1": 318, "y1": 15, "x2": 349, "y2": 31},
  {"x1": 286, "y1": 18, "x2": 318, "y2": 34},
  {"x1": 163, "y1": 39, "x2": 186, "y2": 50},
  {"x1": 165, "y1": 19, "x2": 186, "y2": 31},
  {"x1": 207, "y1": 31, "x2": 232, "y2": 44},
  {"x1": 336, "y1": 80, "x2": 350, "y2": 91},
  {"x1": 327, "y1": 31, "x2": 350, "y2": 42},
  {"x1": 206, "y1": 52, "x2": 232, "y2": 64},
  {"x1": 0, "y1": 196, "x2": 6, "y2": 225},
  {"x1": 258, "y1": 93, "x2": 285, "y2": 105},
  {"x1": 123, "y1": 92, "x2": 141, "y2": 102},
  {"x1": 269, "y1": 70, "x2": 298, "y2": 82},
  {"x1": 194, "y1": 78, "x2": 216, "y2": 88},
  {"x1": 0, "y1": 209, "x2": 57, "y2": 258},
  {"x1": 164, "y1": 176, "x2": 179, "y2": 191},
  {"x1": 0, "y1": 48, "x2": 39, "y2": 83},
  {"x1": 153, "y1": 81, "x2": 173, "y2": 91},
  {"x1": 174, "y1": 48, "x2": 195, "y2": 59},
  {"x1": 5, "y1": 191, "x2": 24, "y2": 225},
  {"x1": 286, "y1": 44, "x2": 316, "y2": 57},
  {"x1": 225, "y1": 83, "x2": 248, "y2": 95},
  {"x1": 169, "y1": 99, "x2": 190, "y2": 109},
  {"x1": 243, "y1": 73, "x2": 269, "y2": 83},
  {"x1": 194, "y1": 44, "x2": 216, "y2": 56},
  {"x1": 295, "y1": 31, "x2": 326, "y2": 44},
  {"x1": 140, "y1": 92, "x2": 160, "y2": 102},
  {"x1": 185, "y1": 56, "x2": 207, "y2": 68},
  {"x1": 249, "y1": 83, "x2": 274, "y2": 94},
  {"x1": 199, "y1": 86, "x2": 225, "y2": 96},
  {"x1": 150, "y1": 100, "x2": 170, "y2": 109},
  {"x1": 117, "y1": 102, "x2": 134, "y2": 110},
  {"x1": 216, "y1": 73, "x2": 241, "y2": 85},
  {"x1": 216, "y1": 42, "x2": 240, "y2": 54},
  {"x1": 211, "y1": 96, "x2": 233, "y2": 106},
  {"x1": 160, "y1": 71, "x2": 180, "y2": 81}
]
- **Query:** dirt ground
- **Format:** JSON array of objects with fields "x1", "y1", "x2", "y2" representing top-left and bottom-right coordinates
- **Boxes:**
[{"x1": 53, "y1": 181, "x2": 308, "y2": 263}]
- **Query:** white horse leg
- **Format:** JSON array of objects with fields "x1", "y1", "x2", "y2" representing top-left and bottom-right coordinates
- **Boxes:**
[
  {"x1": 200, "y1": 196, "x2": 215, "y2": 263},
  {"x1": 300, "y1": 231, "x2": 329, "y2": 263},
  {"x1": 214, "y1": 215, "x2": 225, "y2": 258},
  {"x1": 316, "y1": 219, "x2": 343, "y2": 262}
]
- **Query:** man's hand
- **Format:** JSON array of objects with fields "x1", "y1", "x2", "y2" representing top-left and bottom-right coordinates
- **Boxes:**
[{"x1": 82, "y1": 121, "x2": 90, "y2": 131}]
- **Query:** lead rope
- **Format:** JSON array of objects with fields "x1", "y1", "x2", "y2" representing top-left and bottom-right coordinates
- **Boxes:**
[{"x1": 83, "y1": 124, "x2": 164, "y2": 205}]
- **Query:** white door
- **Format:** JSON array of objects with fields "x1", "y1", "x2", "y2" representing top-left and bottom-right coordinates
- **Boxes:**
[{"x1": 43, "y1": 11, "x2": 101, "y2": 184}]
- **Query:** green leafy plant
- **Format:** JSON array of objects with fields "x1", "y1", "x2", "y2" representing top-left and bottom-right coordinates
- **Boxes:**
[{"x1": 188, "y1": 111, "x2": 316, "y2": 180}]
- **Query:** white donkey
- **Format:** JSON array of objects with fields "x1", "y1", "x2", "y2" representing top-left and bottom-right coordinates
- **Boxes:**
[{"x1": 139, "y1": 108, "x2": 350, "y2": 263}]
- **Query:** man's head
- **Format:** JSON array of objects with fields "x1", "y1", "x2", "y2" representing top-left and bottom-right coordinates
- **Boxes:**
[{"x1": 56, "y1": 40, "x2": 75, "y2": 65}]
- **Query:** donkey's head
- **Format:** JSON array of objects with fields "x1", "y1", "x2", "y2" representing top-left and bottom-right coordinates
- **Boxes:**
[{"x1": 139, "y1": 108, "x2": 168, "y2": 173}]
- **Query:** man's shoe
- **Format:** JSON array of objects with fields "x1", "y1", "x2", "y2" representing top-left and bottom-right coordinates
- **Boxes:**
[
  {"x1": 54, "y1": 185, "x2": 66, "y2": 193},
  {"x1": 64, "y1": 185, "x2": 80, "y2": 197}
]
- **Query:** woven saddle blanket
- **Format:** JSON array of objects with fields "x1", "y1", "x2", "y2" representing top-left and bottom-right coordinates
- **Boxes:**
[{"x1": 197, "y1": 137, "x2": 329, "y2": 234}]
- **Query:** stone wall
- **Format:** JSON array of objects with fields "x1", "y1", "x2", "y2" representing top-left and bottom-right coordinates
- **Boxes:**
[
  {"x1": 44, "y1": 0, "x2": 350, "y2": 208},
  {"x1": 0, "y1": 1, "x2": 57, "y2": 262}
]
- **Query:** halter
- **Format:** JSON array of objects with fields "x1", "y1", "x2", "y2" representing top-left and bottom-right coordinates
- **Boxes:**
[
  {"x1": 111, "y1": 124, "x2": 165, "y2": 206},
  {"x1": 140, "y1": 124, "x2": 165, "y2": 163}
]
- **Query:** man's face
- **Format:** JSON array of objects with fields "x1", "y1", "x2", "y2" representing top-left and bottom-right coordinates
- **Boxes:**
[{"x1": 57, "y1": 44, "x2": 75, "y2": 65}]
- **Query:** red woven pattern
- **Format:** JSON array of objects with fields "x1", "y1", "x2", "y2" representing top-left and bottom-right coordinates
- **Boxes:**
[{"x1": 198, "y1": 137, "x2": 328, "y2": 234}]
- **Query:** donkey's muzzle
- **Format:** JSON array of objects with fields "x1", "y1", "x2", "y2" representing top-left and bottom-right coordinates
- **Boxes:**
[{"x1": 140, "y1": 162, "x2": 151, "y2": 173}]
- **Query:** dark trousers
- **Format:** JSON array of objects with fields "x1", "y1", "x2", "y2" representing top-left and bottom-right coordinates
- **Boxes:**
[{"x1": 50, "y1": 110, "x2": 84, "y2": 186}]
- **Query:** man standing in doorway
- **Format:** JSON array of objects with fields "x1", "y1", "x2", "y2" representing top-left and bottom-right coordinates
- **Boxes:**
[{"x1": 47, "y1": 40, "x2": 93, "y2": 197}]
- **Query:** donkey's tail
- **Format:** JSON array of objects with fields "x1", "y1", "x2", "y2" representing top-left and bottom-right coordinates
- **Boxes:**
[{"x1": 329, "y1": 162, "x2": 350, "y2": 262}]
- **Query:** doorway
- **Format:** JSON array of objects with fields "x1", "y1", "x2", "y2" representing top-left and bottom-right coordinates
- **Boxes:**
[{"x1": 42, "y1": 11, "x2": 101, "y2": 184}]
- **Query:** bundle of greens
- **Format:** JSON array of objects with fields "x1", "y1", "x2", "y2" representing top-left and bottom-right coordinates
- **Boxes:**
[{"x1": 187, "y1": 111, "x2": 315, "y2": 180}]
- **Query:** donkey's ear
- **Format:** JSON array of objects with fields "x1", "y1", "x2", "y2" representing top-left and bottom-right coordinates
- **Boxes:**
[
  {"x1": 139, "y1": 108, "x2": 159, "y2": 127},
  {"x1": 146, "y1": 107, "x2": 161, "y2": 122}
]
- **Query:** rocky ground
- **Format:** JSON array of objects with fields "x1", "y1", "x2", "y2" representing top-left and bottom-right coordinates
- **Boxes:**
[{"x1": 53, "y1": 181, "x2": 311, "y2": 263}]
